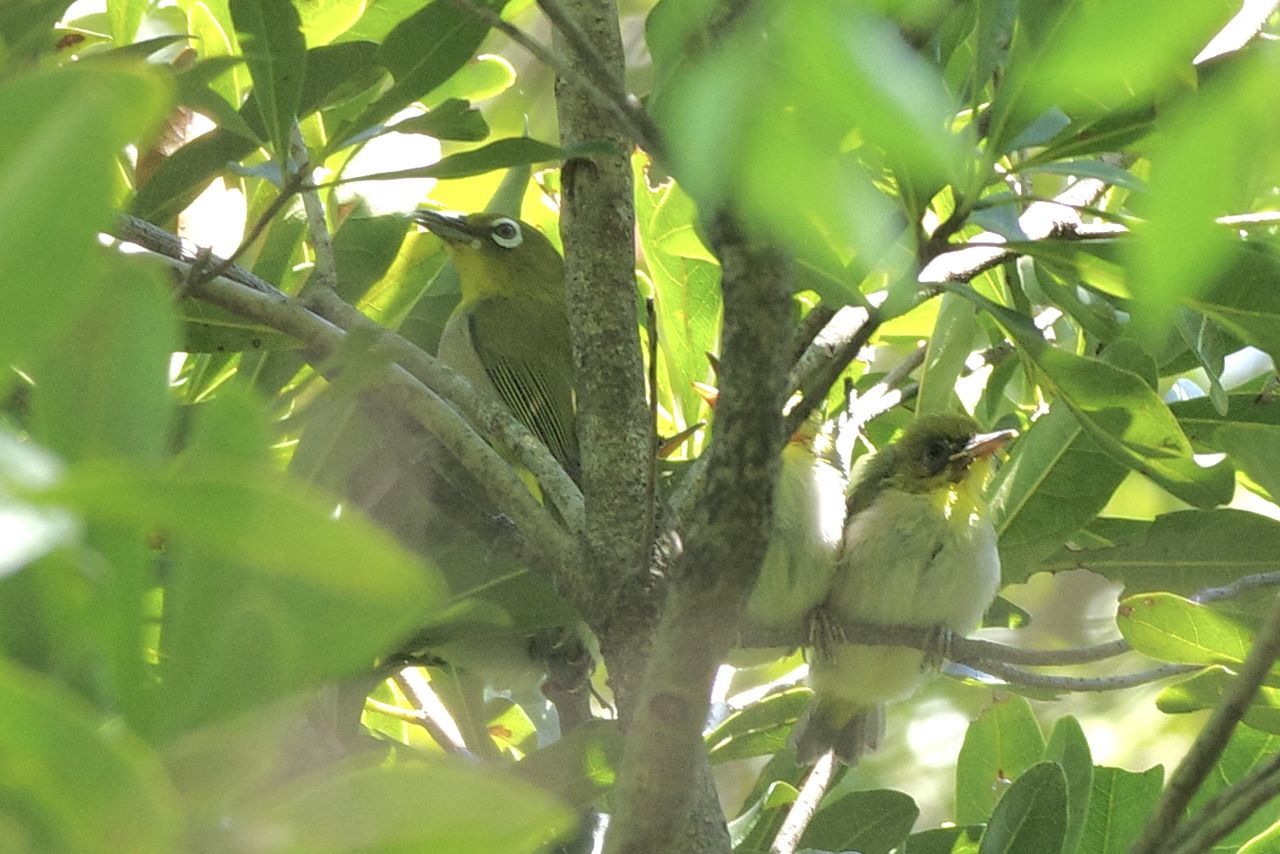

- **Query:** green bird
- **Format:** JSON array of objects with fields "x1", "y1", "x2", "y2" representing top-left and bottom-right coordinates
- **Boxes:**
[
  {"x1": 792, "y1": 413, "x2": 1014, "y2": 765},
  {"x1": 743, "y1": 418, "x2": 848, "y2": 636},
  {"x1": 410, "y1": 209, "x2": 579, "y2": 482}
]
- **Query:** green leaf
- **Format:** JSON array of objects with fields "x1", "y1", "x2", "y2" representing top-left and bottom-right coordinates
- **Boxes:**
[
  {"x1": 106, "y1": 0, "x2": 146, "y2": 43},
  {"x1": 978, "y1": 761, "x2": 1067, "y2": 854},
  {"x1": 332, "y1": 137, "x2": 567, "y2": 184},
  {"x1": 905, "y1": 825, "x2": 985, "y2": 854},
  {"x1": 1171, "y1": 394, "x2": 1280, "y2": 450},
  {"x1": 1117, "y1": 592, "x2": 1253, "y2": 668},
  {"x1": 33, "y1": 456, "x2": 442, "y2": 734},
  {"x1": 178, "y1": 298, "x2": 302, "y2": 354},
  {"x1": 1042, "y1": 509, "x2": 1280, "y2": 595},
  {"x1": 705, "y1": 687, "x2": 809, "y2": 763},
  {"x1": 339, "y1": 0, "x2": 499, "y2": 149},
  {"x1": 951, "y1": 289, "x2": 1233, "y2": 508},
  {"x1": 989, "y1": 404, "x2": 1129, "y2": 583},
  {"x1": 389, "y1": 97, "x2": 489, "y2": 141},
  {"x1": 131, "y1": 41, "x2": 381, "y2": 222},
  {"x1": 634, "y1": 153, "x2": 721, "y2": 429},
  {"x1": 228, "y1": 758, "x2": 575, "y2": 853},
  {"x1": 0, "y1": 659, "x2": 178, "y2": 853},
  {"x1": 1044, "y1": 717, "x2": 1092, "y2": 854},
  {"x1": 956, "y1": 696, "x2": 1046, "y2": 824},
  {"x1": 1030, "y1": 0, "x2": 1230, "y2": 113},
  {"x1": 1132, "y1": 57, "x2": 1280, "y2": 343},
  {"x1": 28, "y1": 261, "x2": 176, "y2": 464},
  {"x1": 1241, "y1": 821, "x2": 1280, "y2": 854},
  {"x1": 0, "y1": 0, "x2": 74, "y2": 60},
  {"x1": 1217, "y1": 422, "x2": 1280, "y2": 501},
  {"x1": 330, "y1": 213, "x2": 413, "y2": 303},
  {"x1": 0, "y1": 64, "x2": 171, "y2": 395},
  {"x1": 1157, "y1": 667, "x2": 1280, "y2": 735},
  {"x1": 230, "y1": 0, "x2": 306, "y2": 162},
  {"x1": 1080, "y1": 766, "x2": 1163, "y2": 854},
  {"x1": 802, "y1": 789, "x2": 919, "y2": 854},
  {"x1": 918, "y1": 294, "x2": 979, "y2": 416}
]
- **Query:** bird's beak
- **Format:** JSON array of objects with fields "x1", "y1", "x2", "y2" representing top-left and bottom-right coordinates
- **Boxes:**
[
  {"x1": 410, "y1": 208, "x2": 476, "y2": 245},
  {"x1": 953, "y1": 429, "x2": 1017, "y2": 462}
]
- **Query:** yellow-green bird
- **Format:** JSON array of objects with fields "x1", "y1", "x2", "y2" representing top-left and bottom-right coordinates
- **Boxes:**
[
  {"x1": 792, "y1": 413, "x2": 1014, "y2": 765},
  {"x1": 743, "y1": 418, "x2": 848, "y2": 635},
  {"x1": 410, "y1": 210, "x2": 579, "y2": 482}
]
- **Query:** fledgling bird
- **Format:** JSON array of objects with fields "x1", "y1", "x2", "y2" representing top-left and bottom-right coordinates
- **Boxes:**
[
  {"x1": 410, "y1": 209, "x2": 579, "y2": 481},
  {"x1": 742, "y1": 418, "x2": 848, "y2": 635},
  {"x1": 792, "y1": 413, "x2": 1013, "y2": 765}
]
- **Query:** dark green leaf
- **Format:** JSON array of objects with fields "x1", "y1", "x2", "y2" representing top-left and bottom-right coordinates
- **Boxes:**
[
  {"x1": 388, "y1": 98, "x2": 489, "y2": 141},
  {"x1": 1217, "y1": 423, "x2": 1280, "y2": 501},
  {"x1": 132, "y1": 41, "x2": 382, "y2": 222},
  {"x1": 1171, "y1": 394, "x2": 1280, "y2": 450},
  {"x1": 989, "y1": 405, "x2": 1128, "y2": 583},
  {"x1": 978, "y1": 762, "x2": 1067, "y2": 854},
  {"x1": 338, "y1": 0, "x2": 499, "y2": 148},
  {"x1": 905, "y1": 825, "x2": 985, "y2": 854},
  {"x1": 952, "y1": 289, "x2": 1233, "y2": 508},
  {"x1": 1186, "y1": 243, "x2": 1280, "y2": 368},
  {"x1": 802, "y1": 789, "x2": 919, "y2": 854},
  {"x1": 230, "y1": 0, "x2": 306, "y2": 161},
  {"x1": 1041, "y1": 509, "x2": 1280, "y2": 595},
  {"x1": 1044, "y1": 717, "x2": 1092, "y2": 854},
  {"x1": 1080, "y1": 766, "x2": 1163, "y2": 854}
]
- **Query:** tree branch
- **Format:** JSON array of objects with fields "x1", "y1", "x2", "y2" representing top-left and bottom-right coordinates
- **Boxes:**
[
  {"x1": 770, "y1": 752, "x2": 836, "y2": 854},
  {"x1": 551, "y1": 0, "x2": 654, "y2": 613},
  {"x1": 1131, "y1": 590, "x2": 1280, "y2": 854},
  {"x1": 604, "y1": 216, "x2": 792, "y2": 854}
]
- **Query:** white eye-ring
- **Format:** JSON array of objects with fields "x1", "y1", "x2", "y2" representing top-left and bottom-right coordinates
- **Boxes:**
[{"x1": 490, "y1": 217, "x2": 523, "y2": 249}]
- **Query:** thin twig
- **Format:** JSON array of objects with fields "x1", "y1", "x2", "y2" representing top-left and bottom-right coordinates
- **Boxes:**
[
  {"x1": 1130, "y1": 591, "x2": 1280, "y2": 854},
  {"x1": 770, "y1": 752, "x2": 837, "y2": 854},
  {"x1": 290, "y1": 124, "x2": 339, "y2": 296},
  {"x1": 965, "y1": 658, "x2": 1197, "y2": 693},
  {"x1": 187, "y1": 169, "x2": 307, "y2": 289},
  {"x1": 1166, "y1": 752, "x2": 1280, "y2": 854}
]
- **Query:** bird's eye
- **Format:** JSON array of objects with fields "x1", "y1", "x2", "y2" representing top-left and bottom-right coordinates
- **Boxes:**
[
  {"x1": 922, "y1": 439, "x2": 951, "y2": 475},
  {"x1": 490, "y1": 218, "x2": 523, "y2": 249}
]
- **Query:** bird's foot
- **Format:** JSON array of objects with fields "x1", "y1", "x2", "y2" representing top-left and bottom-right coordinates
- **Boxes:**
[
  {"x1": 808, "y1": 606, "x2": 845, "y2": 660},
  {"x1": 920, "y1": 624, "x2": 954, "y2": 671}
]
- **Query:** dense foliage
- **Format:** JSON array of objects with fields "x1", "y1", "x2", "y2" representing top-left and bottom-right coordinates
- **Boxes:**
[{"x1": 2, "y1": 0, "x2": 1280, "y2": 852}]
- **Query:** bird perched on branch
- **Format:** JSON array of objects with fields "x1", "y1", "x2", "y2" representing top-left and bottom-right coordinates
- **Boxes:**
[
  {"x1": 742, "y1": 415, "x2": 848, "y2": 635},
  {"x1": 410, "y1": 209, "x2": 579, "y2": 482},
  {"x1": 792, "y1": 413, "x2": 1014, "y2": 765}
]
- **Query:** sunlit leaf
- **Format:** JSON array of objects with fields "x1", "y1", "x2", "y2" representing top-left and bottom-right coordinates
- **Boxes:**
[{"x1": 956, "y1": 696, "x2": 1046, "y2": 824}]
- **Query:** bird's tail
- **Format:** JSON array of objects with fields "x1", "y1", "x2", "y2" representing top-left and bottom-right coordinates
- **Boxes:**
[{"x1": 791, "y1": 698, "x2": 885, "y2": 766}]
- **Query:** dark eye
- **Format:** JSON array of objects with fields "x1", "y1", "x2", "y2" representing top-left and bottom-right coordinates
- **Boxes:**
[
  {"x1": 922, "y1": 440, "x2": 951, "y2": 474},
  {"x1": 490, "y1": 218, "x2": 523, "y2": 248}
]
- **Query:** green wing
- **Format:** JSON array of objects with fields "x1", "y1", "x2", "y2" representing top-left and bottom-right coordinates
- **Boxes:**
[{"x1": 469, "y1": 297, "x2": 579, "y2": 480}]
